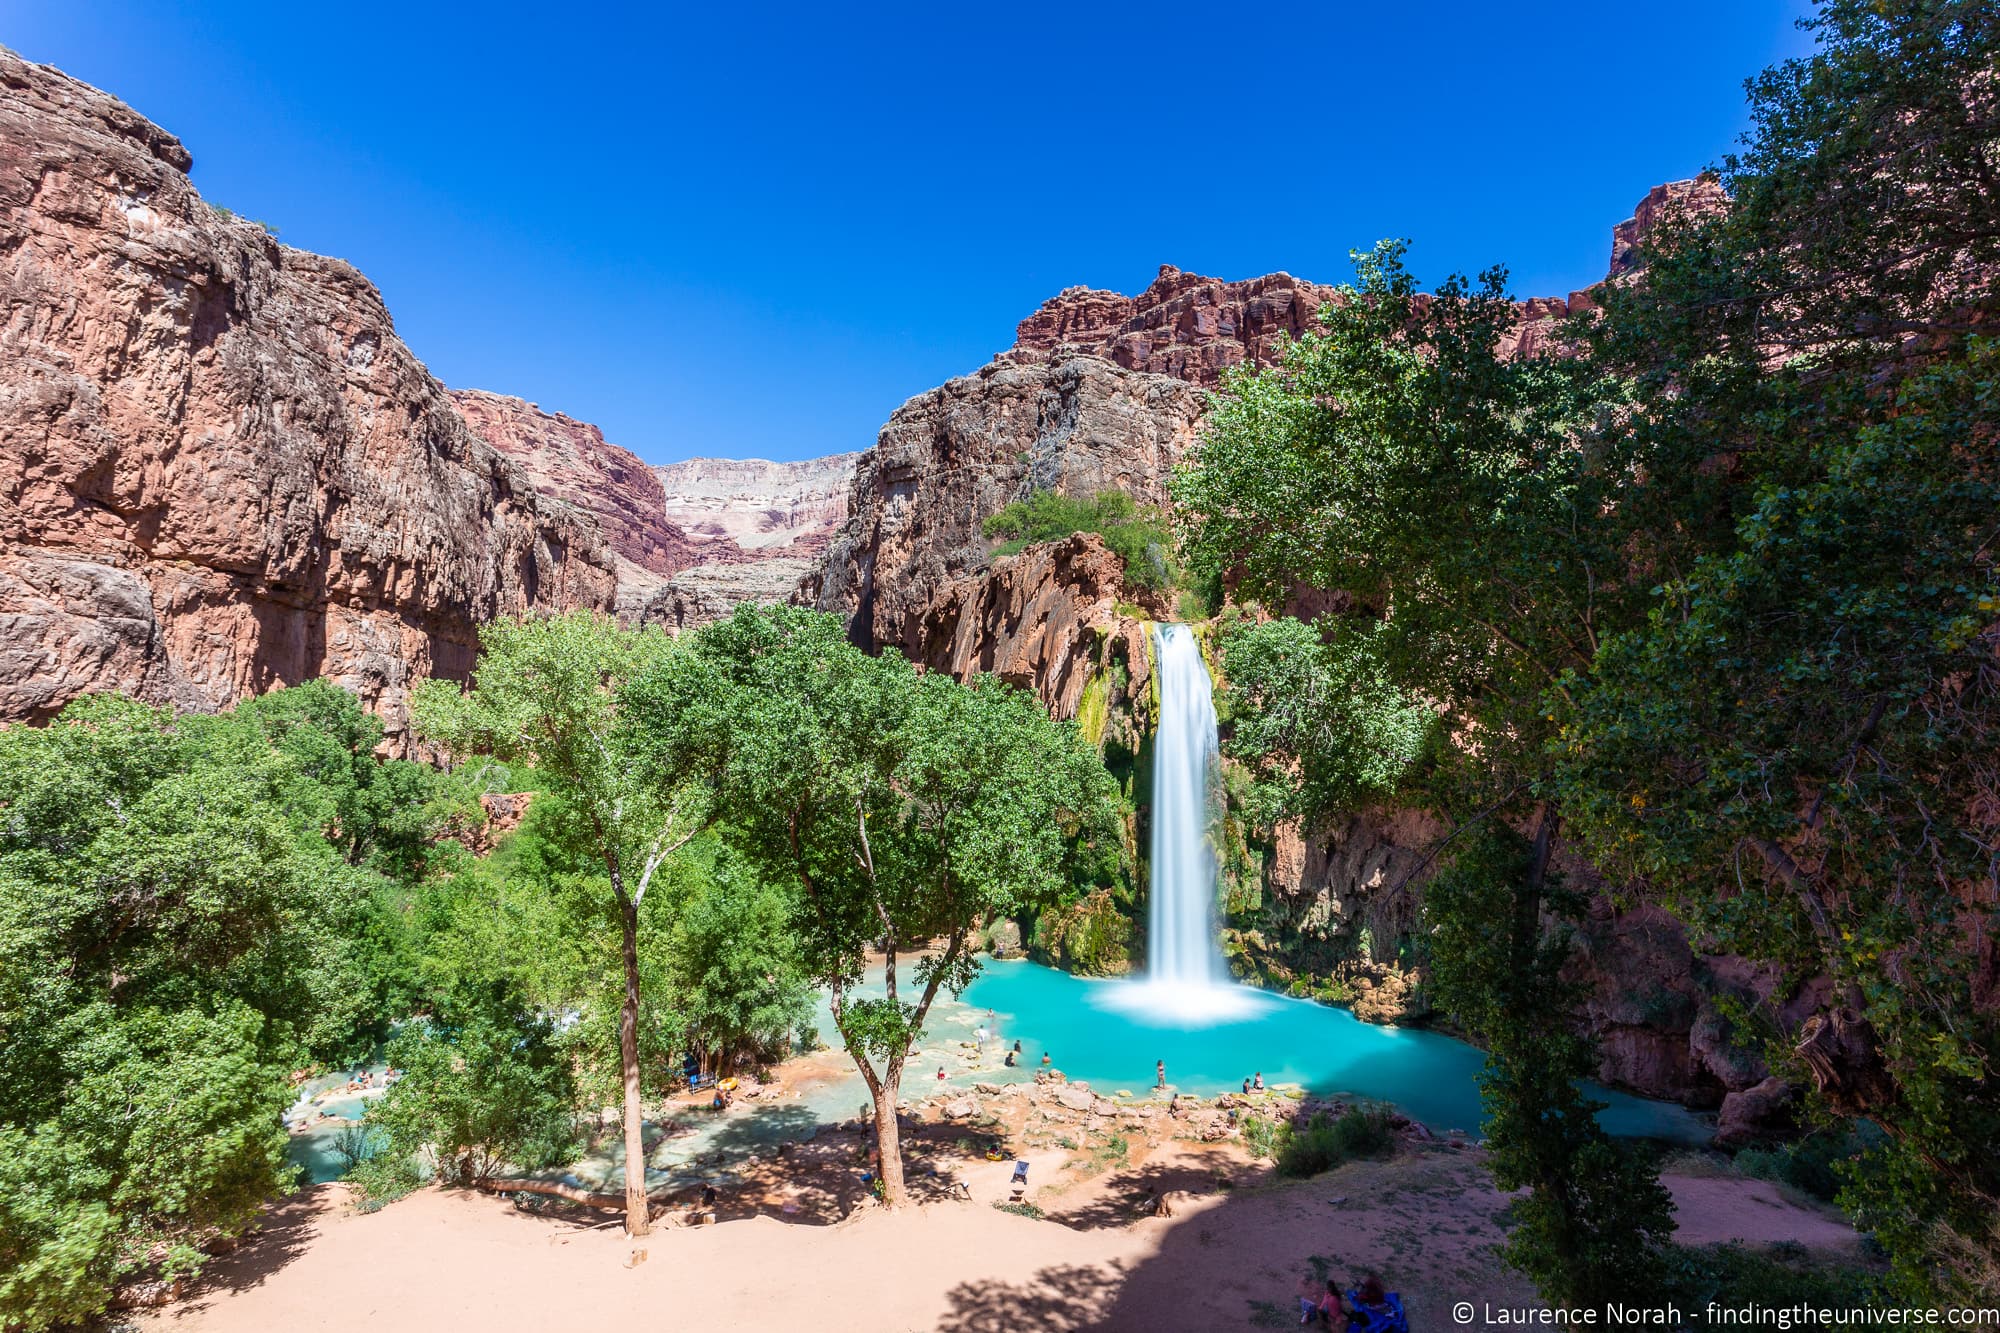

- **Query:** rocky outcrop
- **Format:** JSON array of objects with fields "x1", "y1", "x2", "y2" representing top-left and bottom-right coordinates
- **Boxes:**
[
  {"x1": 656, "y1": 454, "x2": 858, "y2": 557},
  {"x1": 804, "y1": 357, "x2": 1202, "y2": 654},
  {"x1": 0, "y1": 50, "x2": 615, "y2": 738},
  {"x1": 620, "y1": 555, "x2": 823, "y2": 634},
  {"x1": 901, "y1": 532, "x2": 1168, "y2": 720},
  {"x1": 1002, "y1": 266, "x2": 1338, "y2": 386},
  {"x1": 451, "y1": 389, "x2": 699, "y2": 577}
]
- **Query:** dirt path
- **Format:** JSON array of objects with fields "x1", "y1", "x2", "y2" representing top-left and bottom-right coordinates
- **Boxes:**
[{"x1": 139, "y1": 1153, "x2": 1862, "y2": 1332}]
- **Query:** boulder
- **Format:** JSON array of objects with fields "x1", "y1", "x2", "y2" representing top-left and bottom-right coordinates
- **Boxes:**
[
  {"x1": 1054, "y1": 1087, "x2": 1095, "y2": 1113},
  {"x1": 1715, "y1": 1077, "x2": 1800, "y2": 1147}
]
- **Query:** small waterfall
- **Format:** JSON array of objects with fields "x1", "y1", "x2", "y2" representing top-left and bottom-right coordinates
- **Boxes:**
[{"x1": 1148, "y1": 623, "x2": 1227, "y2": 990}]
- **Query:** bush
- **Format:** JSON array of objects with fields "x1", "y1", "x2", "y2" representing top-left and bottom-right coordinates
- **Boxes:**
[
  {"x1": 1274, "y1": 1108, "x2": 1398, "y2": 1178},
  {"x1": 981, "y1": 489, "x2": 1178, "y2": 590},
  {"x1": 364, "y1": 1012, "x2": 579, "y2": 1188},
  {"x1": 1661, "y1": 1243, "x2": 1884, "y2": 1325},
  {"x1": 1733, "y1": 1125, "x2": 1882, "y2": 1203},
  {"x1": 343, "y1": 1153, "x2": 421, "y2": 1212}
]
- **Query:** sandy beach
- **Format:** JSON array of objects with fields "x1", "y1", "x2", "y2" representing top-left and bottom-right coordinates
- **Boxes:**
[{"x1": 136, "y1": 1138, "x2": 1860, "y2": 1333}]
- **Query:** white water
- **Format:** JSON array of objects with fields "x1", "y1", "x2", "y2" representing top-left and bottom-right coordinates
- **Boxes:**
[{"x1": 1101, "y1": 623, "x2": 1264, "y2": 1024}]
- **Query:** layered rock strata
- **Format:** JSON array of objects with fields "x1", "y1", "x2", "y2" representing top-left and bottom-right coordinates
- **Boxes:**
[
  {"x1": 450, "y1": 389, "x2": 698, "y2": 577},
  {"x1": 655, "y1": 454, "x2": 858, "y2": 557},
  {"x1": 0, "y1": 50, "x2": 615, "y2": 738},
  {"x1": 804, "y1": 357, "x2": 1202, "y2": 655},
  {"x1": 451, "y1": 394, "x2": 859, "y2": 623}
]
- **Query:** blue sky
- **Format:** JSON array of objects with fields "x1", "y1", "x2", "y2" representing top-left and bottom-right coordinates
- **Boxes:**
[{"x1": 8, "y1": 2, "x2": 1815, "y2": 464}]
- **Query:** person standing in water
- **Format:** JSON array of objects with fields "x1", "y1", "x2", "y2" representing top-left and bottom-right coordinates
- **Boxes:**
[{"x1": 1156, "y1": 1059, "x2": 1167, "y2": 1090}]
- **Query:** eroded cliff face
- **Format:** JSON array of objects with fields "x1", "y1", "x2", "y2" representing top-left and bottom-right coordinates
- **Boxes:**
[
  {"x1": 804, "y1": 357, "x2": 1202, "y2": 654},
  {"x1": 1002, "y1": 266, "x2": 1338, "y2": 386},
  {"x1": 656, "y1": 454, "x2": 858, "y2": 556},
  {"x1": 450, "y1": 394, "x2": 858, "y2": 629},
  {"x1": 450, "y1": 389, "x2": 699, "y2": 577},
  {"x1": 0, "y1": 50, "x2": 616, "y2": 739}
]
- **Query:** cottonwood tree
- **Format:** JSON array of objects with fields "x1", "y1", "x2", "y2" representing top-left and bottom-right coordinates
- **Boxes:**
[
  {"x1": 691, "y1": 606, "x2": 1118, "y2": 1205},
  {"x1": 414, "y1": 612, "x2": 725, "y2": 1235}
]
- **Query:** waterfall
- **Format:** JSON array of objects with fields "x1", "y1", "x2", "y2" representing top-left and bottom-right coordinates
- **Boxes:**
[
  {"x1": 1092, "y1": 622, "x2": 1262, "y2": 1023},
  {"x1": 1148, "y1": 623, "x2": 1227, "y2": 989}
]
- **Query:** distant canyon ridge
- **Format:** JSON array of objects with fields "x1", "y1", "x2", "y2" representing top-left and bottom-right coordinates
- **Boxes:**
[{"x1": 0, "y1": 44, "x2": 1769, "y2": 1119}]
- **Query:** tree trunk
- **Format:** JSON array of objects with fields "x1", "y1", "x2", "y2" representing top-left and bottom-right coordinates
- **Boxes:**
[
  {"x1": 618, "y1": 896, "x2": 651, "y2": 1236},
  {"x1": 870, "y1": 1076, "x2": 908, "y2": 1206}
]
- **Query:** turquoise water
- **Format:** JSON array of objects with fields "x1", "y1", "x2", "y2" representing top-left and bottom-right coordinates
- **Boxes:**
[
  {"x1": 294, "y1": 959, "x2": 1710, "y2": 1189},
  {"x1": 958, "y1": 959, "x2": 1712, "y2": 1144}
]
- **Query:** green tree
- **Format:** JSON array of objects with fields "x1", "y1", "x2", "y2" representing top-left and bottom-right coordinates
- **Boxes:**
[
  {"x1": 1425, "y1": 826, "x2": 1675, "y2": 1304},
  {"x1": 364, "y1": 1011, "x2": 578, "y2": 1189},
  {"x1": 414, "y1": 612, "x2": 723, "y2": 1235},
  {"x1": 692, "y1": 606, "x2": 1119, "y2": 1205},
  {"x1": 665, "y1": 840, "x2": 814, "y2": 1075},
  {"x1": 1215, "y1": 613, "x2": 1437, "y2": 824},
  {"x1": 0, "y1": 688, "x2": 411, "y2": 1328},
  {"x1": 1177, "y1": 0, "x2": 2000, "y2": 1296}
]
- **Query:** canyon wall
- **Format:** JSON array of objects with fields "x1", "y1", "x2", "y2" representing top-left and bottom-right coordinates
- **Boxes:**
[
  {"x1": 451, "y1": 389, "x2": 699, "y2": 577},
  {"x1": 804, "y1": 357, "x2": 1203, "y2": 655},
  {"x1": 656, "y1": 454, "x2": 858, "y2": 556},
  {"x1": 0, "y1": 50, "x2": 616, "y2": 741},
  {"x1": 454, "y1": 395, "x2": 859, "y2": 629}
]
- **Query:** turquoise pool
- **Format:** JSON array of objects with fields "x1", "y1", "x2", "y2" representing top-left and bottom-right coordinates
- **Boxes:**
[{"x1": 957, "y1": 959, "x2": 1710, "y2": 1143}]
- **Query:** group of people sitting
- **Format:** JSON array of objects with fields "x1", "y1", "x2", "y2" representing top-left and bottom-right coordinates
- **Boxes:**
[
  {"x1": 1242, "y1": 1072, "x2": 1266, "y2": 1093},
  {"x1": 1297, "y1": 1274, "x2": 1405, "y2": 1332}
]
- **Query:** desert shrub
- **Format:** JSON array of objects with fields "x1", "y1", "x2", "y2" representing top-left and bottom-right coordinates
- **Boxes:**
[
  {"x1": 982, "y1": 489, "x2": 1178, "y2": 590},
  {"x1": 1733, "y1": 1124, "x2": 1883, "y2": 1203},
  {"x1": 1274, "y1": 1108, "x2": 1398, "y2": 1179},
  {"x1": 343, "y1": 1153, "x2": 422, "y2": 1212},
  {"x1": 1662, "y1": 1243, "x2": 1884, "y2": 1325}
]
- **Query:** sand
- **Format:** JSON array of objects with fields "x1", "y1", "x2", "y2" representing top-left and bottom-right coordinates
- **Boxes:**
[{"x1": 134, "y1": 1147, "x2": 1862, "y2": 1332}]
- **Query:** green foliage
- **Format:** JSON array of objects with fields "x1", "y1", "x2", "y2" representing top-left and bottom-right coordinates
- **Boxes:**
[
  {"x1": 0, "y1": 685, "x2": 451, "y2": 1326},
  {"x1": 983, "y1": 488, "x2": 1179, "y2": 590},
  {"x1": 688, "y1": 604, "x2": 1122, "y2": 1200},
  {"x1": 1270, "y1": 1107, "x2": 1398, "y2": 1179},
  {"x1": 1732, "y1": 1125, "x2": 1883, "y2": 1204},
  {"x1": 1425, "y1": 827, "x2": 1676, "y2": 1307},
  {"x1": 1661, "y1": 1244, "x2": 1886, "y2": 1327},
  {"x1": 663, "y1": 840, "x2": 814, "y2": 1071},
  {"x1": 1240, "y1": 1114, "x2": 1284, "y2": 1160},
  {"x1": 1030, "y1": 888, "x2": 1133, "y2": 975},
  {"x1": 364, "y1": 1012, "x2": 578, "y2": 1189},
  {"x1": 416, "y1": 610, "x2": 729, "y2": 1227},
  {"x1": 1216, "y1": 614, "x2": 1435, "y2": 823},
  {"x1": 1172, "y1": 0, "x2": 2000, "y2": 1299}
]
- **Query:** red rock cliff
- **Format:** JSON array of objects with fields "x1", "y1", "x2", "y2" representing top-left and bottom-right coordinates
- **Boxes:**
[
  {"x1": 0, "y1": 50, "x2": 616, "y2": 739},
  {"x1": 451, "y1": 389, "x2": 700, "y2": 578}
]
